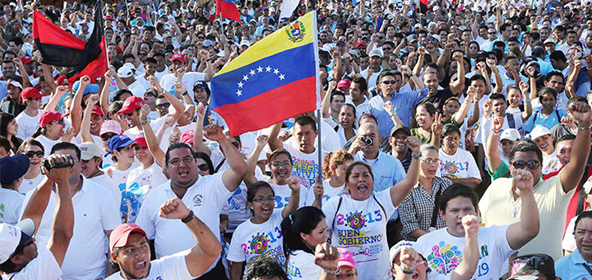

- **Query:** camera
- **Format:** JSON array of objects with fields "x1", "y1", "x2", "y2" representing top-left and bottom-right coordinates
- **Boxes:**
[
  {"x1": 361, "y1": 137, "x2": 373, "y2": 146},
  {"x1": 42, "y1": 155, "x2": 75, "y2": 172}
]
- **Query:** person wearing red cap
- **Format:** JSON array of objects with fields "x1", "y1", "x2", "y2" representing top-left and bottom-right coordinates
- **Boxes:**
[
  {"x1": 15, "y1": 87, "x2": 43, "y2": 140},
  {"x1": 32, "y1": 110, "x2": 67, "y2": 158},
  {"x1": 123, "y1": 137, "x2": 167, "y2": 223},
  {"x1": 159, "y1": 52, "x2": 214, "y2": 97},
  {"x1": 108, "y1": 198, "x2": 222, "y2": 280},
  {"x1": 0, "y1": 79, "x2": 24, "y2": 116},
  {"x1": 80, "y1": 94, "x2": 105, "y2": 146}
]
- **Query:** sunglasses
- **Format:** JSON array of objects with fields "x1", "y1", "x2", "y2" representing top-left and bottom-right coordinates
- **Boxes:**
[
  {"x1": 156, "y1": 103, "x2": 171, "y2": 109},
  {"x1": 25, "y1": 151, "x2": 44, "y2": 158},
  {"x1": 197, "y1": 163, "x2": 209, "y2": 171},
  {"x1": 382, "y1": 80, "x2": 400, "y2": 85},
  {"x1": 512, "y1": 255, "x2": 549, "y2": 273},
  {"x1": 511, "y1": 160, "x2": 540, "y2": 170}
]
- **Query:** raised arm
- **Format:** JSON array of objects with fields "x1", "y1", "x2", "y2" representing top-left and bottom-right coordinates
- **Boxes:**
[
  {"x1": 390, "y1": 136, "x2": 421, "y2": 207},
  {"x1": 81, "y1": 94, "x2": 100, "y2": 142},
  {"x1": 454, "y1": 87, "x2": 478, "y2": 124},
  {"x1": 268, "y1": 121, "x2": 285, "y2": 152},
  {"x1": 322, "y1": 81, "x2": 337, "y2": 119},
  {"x1": 413, "y1": 47, "x2": 426, "y2": 77},
  {"x1": 281, "y1": 177, "x2": 301, "y2": 219},
  {"x1": 245, "y1": 135, "x2": 268, "y2": 186},
  {"x1": 204, "y1": 125, "x2": 247, "y2": 191},
  {"x1": 518, "y1": 81, "x2": 533, "y2": 122},
  {"x1": 139, "y1": 105, "x2": 166, "y2": 167},
  {"x1": 191, "y1": 103, "x2": 212, "y2": 156},
  {"x1": 430, "y1": 112, "x2": 443, "y2": 148},
  {"x1": 383, "y1": 101, "x2": 404, "y2": 127},
  {"x1": 100, "y1": 70, "x2": 114, "y2": 114},
  {"x1": 401, "y1": 65, "x2": 425, "y2": 90},
  {"x1": 450, "y1": 52, "x2": 466, "y2": 95},
  {"x1": 149, "y1": 75, "x2": 185, "y2": 123},
  {"x1": 45, "y1": 85, "x2": 69, "y2": 112},
  {"x1": 71, "y1": 75, "x2": 91, "y2": 136},
  {"x1": 506, "y1": 169, "x2": 539, "y2": 250},
  {"x1": 159, "y1": 198, "x2": 222, "y2": 278},
  {"x1": 449, "y1": 215, "x2": 480, "y2": 279},
  {"x1": 486, "y1": 117, "x2": 504, "y2": 174},
  {"x1": 559, "y1": 100, "x2": 592, "y2": 193},
  {"x1": 314, "y1": 243, "x2": 340, "y2": 280}
]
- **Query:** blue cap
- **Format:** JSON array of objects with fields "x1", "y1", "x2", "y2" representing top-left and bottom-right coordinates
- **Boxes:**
[
  {"x1": 108, "y1": 135, "x2": 134, "y2": 153},
  {"x1": 0, "y1": 154, "x2": 30, "y2": 184},
  {"x1": 72, "y1": 80, "x2": 100, "y2": 95}
]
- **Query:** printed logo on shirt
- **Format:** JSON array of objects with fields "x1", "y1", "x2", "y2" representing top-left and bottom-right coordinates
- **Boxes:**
[
  {"x1": 120, "y1": 182, "x2": 151, "y2": 223},
  {"x1": 335, "y1": 210, "x2": 383, "y2": 247},
  {"x1": 426, "y1": 241, "x2": 464, "y2": 274},
  {"x1": 228, "y1": 188, "x2": 243, "y2": 211},
  {"x1": 250, "y1": 232, "x2": 270, "y2": 254},
  {"x1": 193, "y1": 194, "x2": 203, "y2": 206},
  {"x1": 287, "y1": 261, "x2": 303, "y2": 278},
  {"x1": 439, "y1": 161, "x2": 470, "y2": 178},
  {"x1": 240, "y1": 227, "x2": 286, "y2": 266},
  {"x1": 291, "y1": 157, "x2": 319, "y2": 188}
]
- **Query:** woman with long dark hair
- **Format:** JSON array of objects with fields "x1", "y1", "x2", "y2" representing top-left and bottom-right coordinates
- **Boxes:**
[{"x1": 0, "y1": 112, "x2": 23, "y2": 153}]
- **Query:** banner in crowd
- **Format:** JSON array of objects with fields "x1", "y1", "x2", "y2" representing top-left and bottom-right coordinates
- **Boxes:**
[
  {"x1": 210, "y1": 11, "x2": 319, "y2": 137},
  {"x1": 216, "y1": 0, "x2": 241, "y2": 22}
]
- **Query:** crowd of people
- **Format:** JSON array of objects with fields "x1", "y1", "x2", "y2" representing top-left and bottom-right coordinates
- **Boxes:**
[{"x1": 3, "y1": 0, "x2": 592, "y2": 279}]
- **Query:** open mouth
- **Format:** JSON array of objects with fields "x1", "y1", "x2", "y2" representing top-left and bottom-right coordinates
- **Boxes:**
[
  {"x1": 134, "y1": 260, "x2": 148, "y2": 271},
  {"x1": 178, "y1": 169, "x2": 190, "y2": 179},
  {"x1": 262, "y1": 206, "x2": 272, "y2": 215},
  {"x1": 357, "y1": 184, "x2": 368, "y2": 194}
]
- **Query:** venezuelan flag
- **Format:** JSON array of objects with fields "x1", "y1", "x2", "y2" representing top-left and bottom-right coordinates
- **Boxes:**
[{"x1": 210, "y1": 12, "x2": 319, "y2": 137}]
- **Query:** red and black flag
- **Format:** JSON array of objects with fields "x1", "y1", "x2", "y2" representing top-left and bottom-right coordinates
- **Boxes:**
[{"x1": 33, "y1": 1, "x2": 108, "y2": 83}]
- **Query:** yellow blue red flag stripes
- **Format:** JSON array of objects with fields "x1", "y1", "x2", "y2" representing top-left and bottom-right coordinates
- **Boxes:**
[{"x1": 210, "y1": 12, "x2": 319, "y2": 136}]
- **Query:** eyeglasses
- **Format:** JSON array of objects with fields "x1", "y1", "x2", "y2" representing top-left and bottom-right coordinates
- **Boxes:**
[
  {"x1": 271, "y1": 161, "x2": 291, "y2": 168},
  {"x1": 50, "y1": 119, "x2": 64, "y2": 125},
  {"x1": 156, "y1": 103, "x2": 170, "y2": 109},
  {"x1": 511, "y1": 160, "x2": 540, "y2": 170},
  {"x1": 382, "y1": 80, "x2": 400, "y2": 85},
  {"x1": 422, "y1": 158, "x2": 440, "y2": 164},
  {"x1": 168, "y1": 155, "x2": 194, "y2": 166},
  {"x1": 25, "y1": 151, "x2": 44, "y2": 158},
  {"x1": 197, "y1": 163, "x2": 209, "y2": 171},
  {"x1": 101, "y1": 133, "x2": 116, "y2": 141},
  {"x1": 197, "y1": 36, "x2": 205, "y2": 39},
  {"x1": 252, "y1": 196, "x2": 275, "y2": 203}
]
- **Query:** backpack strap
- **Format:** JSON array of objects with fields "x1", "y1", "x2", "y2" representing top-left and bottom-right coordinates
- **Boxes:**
[
  {"x1": 214, "y1": 158, "x2": 226, "y2": 173},
  {"x1": 506, "y1": 113, "x2": 515, "y2": 129},
  {"x1": 372, "y1": 194, "x2": 387, "y2": 220},
  {"x1": 331, "y1": 196, "x2": 344, "y2": 230}
]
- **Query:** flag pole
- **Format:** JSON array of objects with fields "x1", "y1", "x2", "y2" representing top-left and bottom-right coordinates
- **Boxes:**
[{"x1": 311, "y1": 10, "x2": 322, "y2": 206}]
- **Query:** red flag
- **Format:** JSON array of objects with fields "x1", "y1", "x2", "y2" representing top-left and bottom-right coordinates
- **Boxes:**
[
  {"x1": 216, "y1": 0, "x2": 241, "y2": 22},
  {"x1": 33, "y1": 2, "x2": 108, "y2": 83}
]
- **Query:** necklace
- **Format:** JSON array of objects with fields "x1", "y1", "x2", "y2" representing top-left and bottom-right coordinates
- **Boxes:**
[{"x1": 510, "y1": 187, "x2": 520, "y2": 218}]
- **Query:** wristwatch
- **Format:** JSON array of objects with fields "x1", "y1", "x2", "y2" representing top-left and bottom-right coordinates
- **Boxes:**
[{"x1": 140, "y1": 119, "x2": 148, "y2": 125}]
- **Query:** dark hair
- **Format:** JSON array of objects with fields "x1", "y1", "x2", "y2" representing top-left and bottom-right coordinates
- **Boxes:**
[
  {"x1": 351, "y1": 77, "x2": 368, "y2": 92},
  {"x1": 509, "y1": 139, "x2": 543, "y2": 165},
  {"x1": 489, "y1": 93, "x2": 507, "y2": 103},
  {"x1": 268, "y1": 149, "x2": 293, "y2": 166},
  {"x1": 438, "y1": 184, "x2": 479, "y2": 213},
  {"x1": 244, "y1": 257, "x2": 289, "y2": 280},
  {"x1": 469, "y1": 74, "x2": 487, "y2": 85},
  {"x1": 194, "y1": 152, "x2": 215, "y2": 174},
  {"x1": 17, "y1": 138, "x2": 44, "y2": 154},
  {"x1": 0, "y1": 112, "x2": 21, "y2": 151},
  {"x1": 247, "y1": 181, "x2": 275, "y2": 205},
  {"x1": 378, "y1": 70, "x2": 399, "y2": 83},
  {"x1": 359, "y1": 113, "x2": 378, "y2": 124},
  {"x1": 51, "y1": 142, "x2": 81, "y2": 161},
  {"x1": 441, "y1": 123, "x2": 461, "y2": 138},
  {"x1": 574, "y1": 211, "x2": 592, "y2": 234},
  {"x1": 545, "y1": 70, "x2": 565, "y2": 85},
  {"x1": 549, "y1": 50, "x2": 567, "y2": 63},
  {"x1": 282, "y1": 206, "x2": 326, "y2": 258},
  {"x1": 294, "y1": 116, "x2": 317, "y2": 132},
  {"x1": 537, "y1": 86, "x2": 558, "y2": 99},
  {"x1": 0, "y1": 136, "x2": 10, "y2": 154},
  {"x1": 330, "y1": 91, "x2": 346, "y2": 103},
  {"x1": 555, "y1": 134, "x2": 576, "y2": 146},
  {"x1": 164, "y1": 142, "x2": 194, "y2": 166},
  {"x1": 345, "y1": 161, "x2": 373, "y2": 185}
]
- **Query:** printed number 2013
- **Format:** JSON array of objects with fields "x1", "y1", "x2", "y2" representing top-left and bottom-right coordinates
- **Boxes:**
[{"x1": 335, "y1": 210, "x2": 383, "y2": 226}]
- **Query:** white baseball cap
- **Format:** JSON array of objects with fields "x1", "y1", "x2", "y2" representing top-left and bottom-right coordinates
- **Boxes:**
[
  {"x1": 500, "y1": 129, "x2": 521, "y2": 142},
  {"x1": 530, "y1": 125, "x2": 551, "y2": 140},
  {"x1": 117, "y1": 63, "x2": 136, "y2": 79},
  {"x1": 0, "y1": 219, "x2": 36, "y2": 263},
  {"x1": 389, "y1": 240, "x2": 416, "y2": 265}
]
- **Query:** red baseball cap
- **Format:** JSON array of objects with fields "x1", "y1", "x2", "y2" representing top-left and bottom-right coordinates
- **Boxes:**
[
  {"x1": 180, "y1": 130, "x2": 194, "y2": 144},
  {"x1": 104, "y1": 15, "x2": 115, "y2": 21},
  {"x1": 56, "y1": 76, "x2": 69, "y2": 86},
  {"x1": 131, "y1": 137, "x2": 147, "y2": 148},
  {"x1": 109, "y1": 223, "x2": 146, "y2": 254},
  {"x1": 20, "y1": 87, "x2": 43, "y2": 100},
  {"x1": 355, "y1": 41, "x2": 367, "y2": 48},
  {"x1": 39, "y1": 110, "x2": 65, "y2": 128},
  {"x1": 91, "y1": 105, "x2": 104, "y2": 117},
  {"x1": 117, "y1": 96, "x2": 145, "y2": 115},
  {"x1": 172, "y1": 53, "x2": 186, "y2": 63},
  {"x1": 20, "y1": 56, "x2": 33, "y2": 64},
  {"x1": 337, "y1": 79, "x2": 351, "y2": 89}
]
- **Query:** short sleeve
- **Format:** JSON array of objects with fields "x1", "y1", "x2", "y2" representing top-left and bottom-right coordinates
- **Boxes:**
[
  {"x1": 465, "y1": 152, "x2": 482, "y2": 180},
  {"x1": 100, "y1": 189, "x2": 122, "y2": 231},
  {"x1": 227, "y1": 226, "x2": 247, "y2": 262},
  {"x1": 322, "y1": 197, "x2": 339, "y2": 231},
  {"x1": 378, "y1": 189, "x2": 396, "y2": 217},
  {"x1": 154, "y1": 253, "x2": 192, "y2": 279}
]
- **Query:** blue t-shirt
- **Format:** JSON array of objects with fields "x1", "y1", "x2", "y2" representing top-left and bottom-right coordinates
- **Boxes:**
[{"x1": 523, "y1": 109, "x2": 567, "y2": 132}]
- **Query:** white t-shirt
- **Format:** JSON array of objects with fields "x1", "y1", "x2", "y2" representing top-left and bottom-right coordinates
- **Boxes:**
[
  {"x1": 221, "y1": 182, "x2": 252, "y2": 233},
  {"x1": 227, "y1": 211, "x2": 286, "y2": 273},
  {"x1": 438, "y1": 149, "x2": 482, "y2": 180},
  {"x1": 159, "y1": 72, "x2": 206, "y2": 96},
  {"x1": 414, "y1": 226, "x2": 514, "y2": 280},
  {"x1": 20, "y1": 177, "x2": 121, "y2": 280},
  {"x1": 323, "y1": 190, "x2": 396, "y2": 280},
  {"x1": 127, "y1": 76, "x2": 151, "y2": 98},
  {"x1": 35, "y1": 135, "x2": 61, "y2": 158},
  {"x1": 4, "y1": 247, "x2": 62, "y2": 280},
  {"x1": 542, "y1": 152, "x2": 563, "y2": 176},
  {"x1": 136, "y1": 173, "x2": 232, "y2": 259},
  {"x1": 123, "y1": 162, "x2": 168, "y2": 223},
  {"x1": 283, "y1": 144, "x2": 322, "y2": 191},
  {"x1": 0, "y1": 188, "x2": 24, "y2": 225},
  {"x1": 562, "y1": 215, "x2": 577, "y2": 252},
  {"x1": 20, "y1": 172, "x2": 44, "y2": 194},
  {"x1": 287, "y1": 250, "x2": 322, "y2": 280},
  {"x1": 305, "y1": 179, "x2": 346, "y2": 205},
  {"x1": 105, "y1": 253, "x2": 192, "y2": 280},
  {"x1": 106, "y1": 163, "x2": 138, "y2": 197},
  {"x1": 15, "y1": 109, "x2": 40, "y2": 140}
]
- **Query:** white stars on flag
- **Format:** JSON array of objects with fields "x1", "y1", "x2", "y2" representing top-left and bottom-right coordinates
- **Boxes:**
[{"x1": 236, "y1": 66, "x2": 287, "y2": 97}]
